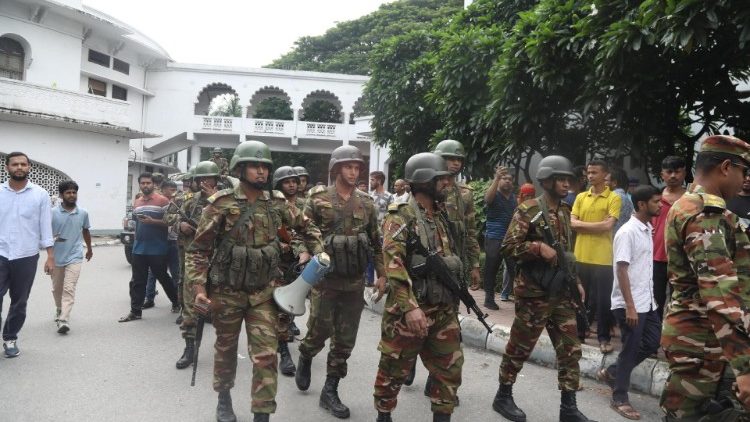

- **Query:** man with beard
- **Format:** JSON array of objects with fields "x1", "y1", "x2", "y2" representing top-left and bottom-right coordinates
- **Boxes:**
[
  {"x1": 0, "y1": 152, "x2": 54, "y2": 357},
  {"x1": 118, "y1": 172, "x2": 179, "y2": 322},
  {"x1": 373, "y1": 152, "x2": 461, "y2": 422},
  {"x1": 652, "y1": 156, "x2": 686, "y2": 320},
  {"x1": 174, "y1": 161, "x2": 218, "y2": 370},
  {"x1": 727, "y1": 167, "x2": 750, "y2": 219},
  {"x1": 370, "y1": 171, "x2": 393, "y2": 226},
  {"x1": 296, "y1": 145, "x2": 385, "y2": 420},
  {"x1": 50, "y1": 180, "x2": 92, "y2": 334},
  {"x1": 393, "y1": 179, "x2": 410, "y2": 204},
  {"x1": 492, "y1": 155, "x2": 594, "y2": 422},
  {"x1": 294, "y1": 166, "x2": 311, "y2": 195},
  {"x1": 186, "y1": 141, "x2": 322, "y2": 422},
  {"x1": 482, "y1": 166, "x2": 516, "y2": 310},
  {"x1": 144, "y1": 180, "x2": 181, "y2": 309}
]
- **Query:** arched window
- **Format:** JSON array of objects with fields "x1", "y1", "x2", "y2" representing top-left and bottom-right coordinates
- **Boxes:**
[
  {"x1": 0, "y1": 37, "x2": 25, "y2": 80},
  {"x1": 0, "y1": 152, "x2": 72, "y2": 204}
]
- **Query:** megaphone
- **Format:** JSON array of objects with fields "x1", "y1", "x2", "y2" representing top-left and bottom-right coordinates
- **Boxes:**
[{"x1": 274, "y1": 253, "x2": 331, "y2": 316}]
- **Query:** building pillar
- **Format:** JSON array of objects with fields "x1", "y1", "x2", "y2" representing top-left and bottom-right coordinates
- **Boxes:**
[
  {"x1": 292, "y1": 108, "x2": 300, "y2": 147},
  {"x1": 342, "y1": 112, "x2": 350, "y2": 145},
  {"x1": 190, "y1": 144, "x2": 201, "y2": 169}
]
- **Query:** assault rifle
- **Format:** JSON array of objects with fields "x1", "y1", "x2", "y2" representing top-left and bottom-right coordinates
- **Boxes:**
[
  {"x1": 531, "y1": 210, "x2": 589, "y2": 329},
  {"x1": 191, "y1": 286, "x2": 210, "y2": 387},
  {"x1": 407, "y1": 234, "x2": 492, "y2": 333},
  {"x1": 167, "y1": 201, "x2": 198, "y2": 229}
]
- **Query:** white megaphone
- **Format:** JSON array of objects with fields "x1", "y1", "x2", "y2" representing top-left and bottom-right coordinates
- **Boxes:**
[{"x1": 273, "y1": 252, "x2": 331, "y2": 316}]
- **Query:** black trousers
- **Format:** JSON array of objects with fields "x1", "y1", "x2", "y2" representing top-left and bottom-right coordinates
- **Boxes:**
[
  {"x1": 130, "y1": 254, "x2": 177, "y2": 315},
  {"x1": 0, "y1": 254, "x2": 39, "y2": 341},
  {"x1": 483, "y1": 238, "x2": 502, "y2": 302},
  {"x1": 653, "y1": 261, "x2": 669, "y2": 319},
  {"x1": 577, "y1": 262, "x2": 614, "y2": 343},
  {"x1": 606, "y1": 308, "x2": 661, "y2": 403}
]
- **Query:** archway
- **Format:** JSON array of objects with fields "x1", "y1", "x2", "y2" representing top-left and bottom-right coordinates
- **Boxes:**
[
  {"x1": 247, "y1": 86, "x2": 293, "y2": 119},
  {"x1": 194, "y1": 83, "x2": 239, "y2": 116},
  {"x1": 300, "y1": 90, "x2": 343, "y2": 123},
  {"x1": 0, "y1": 34, "x2": 30, "y2": 80}
]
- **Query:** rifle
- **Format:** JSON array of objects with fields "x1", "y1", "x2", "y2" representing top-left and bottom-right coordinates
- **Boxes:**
[
  {"x1": 407, "y1": 233, "x2": 492, "y2": 333},
  {"x1": 167, "y1": 201, "x2": 199, "y2": 229},
  {"x1": 191, "y1": 286, "x2": 210, "y2": 387},
  {"x1": 531, "y1": 209, "x2": 589, "y2": 329}
]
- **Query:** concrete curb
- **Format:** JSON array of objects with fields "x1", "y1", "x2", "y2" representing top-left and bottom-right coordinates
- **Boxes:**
[
  {"x1": 91, "y1": 239, "x2": 121, "y2": 247},
  {"x1": 363, "y1": 290, "x2": 667, "y2": 398}
]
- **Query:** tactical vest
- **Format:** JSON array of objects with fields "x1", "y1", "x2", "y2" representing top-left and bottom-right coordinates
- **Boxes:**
[
  {"x1": 208, "y1": 199, "x2": 281, "y2": 292},
  {"x1": 406, "y1": 200, "x2": 462, "y2": 306},
  {"x1": 323, "y1": 187, "x2": 373, "y2": 278}
]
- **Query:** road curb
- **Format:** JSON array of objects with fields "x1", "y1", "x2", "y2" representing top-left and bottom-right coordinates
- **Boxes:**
[
  {"x1": 91, "y1": 239, "x2": 121, "y2": 247},
  {"x1": 363, "y1": 290, "x2": 667, "y2": 398}
]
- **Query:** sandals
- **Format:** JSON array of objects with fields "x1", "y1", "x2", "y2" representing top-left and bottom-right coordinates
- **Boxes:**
[
  {"x1": 596, "y1": 368, "x2": 615, "y2": 389},
  {"x1": 611, "y1": 401, "x2": 640, "y2": 420},
  {"x1": 118, "y1": 312, "x2": 142, "y2": 323}
]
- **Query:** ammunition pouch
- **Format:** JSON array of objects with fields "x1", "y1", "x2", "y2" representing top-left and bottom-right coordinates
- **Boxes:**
[
  {"x1": 210, "y1": 243, "x2": 280, "y2": 292},
  {"x1": 410, "y1": 254, "x2": 462, "y2": 306},
  {"x1": 520, "y1": 251, "x2": 577, "y2": 297},
  {"x1": 324, "y1": 233, "x2": 371, "y2": 278}
]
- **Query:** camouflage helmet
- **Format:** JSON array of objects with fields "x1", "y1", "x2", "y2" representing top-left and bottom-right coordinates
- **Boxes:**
[
  {"x1": 193, "y1": 160, "x2": 220, "y2": 178},
  {"x1": 273, "y1": 166, "x2": 299, "y2": 188},
  {"x1": 328, "y1": 145, "x2": 364, "y2": 173},
  {"x1": 433, "y1": 139, "x2": 466, "y2": 159},
  {"x1": 404, "y1": 152, "x2": 451, "y2": 184},
  {"x1": 293, "y1": 166, "x2": 310, "y2": 178},
  {"x1": 212, "y1": 147, "x2": 223, "y2": 154},
  {"x1": 229, "y1": 140, "x2": 273, "y2": 172},
  {"x1": 536, "y1": 155, "x2": 575, "y2": 181}
]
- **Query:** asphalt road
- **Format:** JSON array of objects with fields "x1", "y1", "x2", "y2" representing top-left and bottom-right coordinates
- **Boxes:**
[{"x1": 0, "y1": 246, "x2": 662, "y2": 421}]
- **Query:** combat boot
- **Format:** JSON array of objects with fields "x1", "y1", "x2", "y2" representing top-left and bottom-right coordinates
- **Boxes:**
[
  {"x1": 492, "y1": 383, "x2": 526, "y2": 422},
  {"x1": 253, "y1": 413, "x2": 269, "y2": 422},
  {"x1": 560, "y1": 390, "x2": 595, "y2": 422},
  {"x1": 278, "y1": 342, "x2": 296, "y2": 376},
  {"x1": 404, "y1": 363, "x2": 416, "y2": 386},
  {"x1": 376, "y1": 412, "x2": 392, "y2": 422},
  {"x1": 433, "y1": 412, "x2": 451, "y2": 421},
  {"x1": 176, "y1": 338, "x2": 195, "y2": 369},
  {"x1": 296, "y1": 356, "x2": 312, "y2": 391},
  {"x1": 216, "y1": 390, "x2": 237, "y2": 422},
  {"x1": 319, "y1": 375, "x2": 350, "y2": 419}
]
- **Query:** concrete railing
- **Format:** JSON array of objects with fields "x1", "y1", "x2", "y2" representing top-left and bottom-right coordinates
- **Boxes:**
[{"x1": 194, "y1": 114, "x2": 350, "y2": 141}]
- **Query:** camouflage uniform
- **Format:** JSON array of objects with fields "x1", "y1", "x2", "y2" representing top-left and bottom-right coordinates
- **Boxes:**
[
  {"x1": 660, "y1": 184, "x2": 750, "y2": 419},
  {"x1": 177, "y1": 191, "x2": 206, "y2": 340},
  {"x1": 210, "y1": 157, "x2": 229, "y2": 176},
  {"x1": 298, "y1": 185, "x2": 384, "y2": 378},
  {"x1": 499, "y1": 197, "x2": 582, "y2": 391},
  {"x1": 374, "y1": 201, "x2": 463, "y2": 415},
  {"x1": 443, "y1": 182, "x2": 480, "y2": 276},
  {"x1": 185, "y1": 183, "x2": 321, "y2": 413},
  {"x1": 272, "y1": 190, "x2": 303, "y2": 344}
]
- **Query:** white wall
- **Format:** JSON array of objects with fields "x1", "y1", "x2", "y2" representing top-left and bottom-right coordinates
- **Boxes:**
[{"x1": 1, "y1": 120, "x2": 129, "y2": 232}]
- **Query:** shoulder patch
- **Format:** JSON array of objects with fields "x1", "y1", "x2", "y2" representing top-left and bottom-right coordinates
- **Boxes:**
[
  {"x1": 698, "y1": 192, "x2": 726, "y2": 211},
  {"x1": 388, "y1": 202, "x2": 409, "y2": 213},
  {"x1": 271, "y1": 190, "x2": 286, "y2": 200},
  {"x1": 309, "y1": 185, "x2": 328, "y2": 196},
  {"x1": 208, "y1": 188, "x2": 233, "y2": 204},
  {"x1": 517, "y1": 198, "x2": 539, "y2": 212}
]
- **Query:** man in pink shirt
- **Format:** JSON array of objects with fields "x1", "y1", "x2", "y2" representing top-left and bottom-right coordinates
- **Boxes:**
[{"x1": 651, "y1": 156, "x2": 686, "y2": 319}]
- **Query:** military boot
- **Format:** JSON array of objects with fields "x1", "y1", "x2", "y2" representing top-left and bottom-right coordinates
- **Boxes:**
[
  {"x1": 253, "y1": 413, "x2": 269, "y2": 422},
  {"x1": 376, "y1": 411, "x2": 392, "y2": 422},
  {"x1": 278, "y1": 342, "x2": 296, "y2": 376},
  {"x1": 404, "y1": 363, "x2": 416, "y2": 386},
  {"x1": 560, "y1": 390, "x2": 595, "y2": 422},
  {"x1": 319, "y1": 375, "x2": 350, "y2": 419},
  {"x1": 296, "y1": 356, "x2": 312, "y2": 391},
  {"x1": 492, "y1": 383, "x2": 526, "y2": 422},
  {"x1": 216, "y1": 390, "x2": 237, "y2": 422},
  {"x1": 176, "y1": 338, "x2": 194, "y2": 369},
  {"x1": 433, "y1": 412, "x2": 450, "y2": 421}
]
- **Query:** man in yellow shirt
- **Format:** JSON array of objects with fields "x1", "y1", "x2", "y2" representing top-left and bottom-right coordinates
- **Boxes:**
[{"x1": 571, "y1": 160, "x2": 621, "y2": 354}]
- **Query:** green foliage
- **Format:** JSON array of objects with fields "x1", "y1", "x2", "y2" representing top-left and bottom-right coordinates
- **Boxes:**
[
  {"x1": 468, "y1": 179, "x2": 491, "y2": 243},
  {"x1": 209, "y1": 94, "x2": 242, "y2": 117},
  {"x1": 253, "y1": 97, "x2": 293, "y2": 120},
  {"x1": 301, "y1": 100, "x2": 342, "y2": 123}
]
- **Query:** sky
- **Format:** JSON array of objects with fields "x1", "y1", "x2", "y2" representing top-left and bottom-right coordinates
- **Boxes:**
[{"x1": 83, "y1": 0, "x2": 391, "y2": 68}]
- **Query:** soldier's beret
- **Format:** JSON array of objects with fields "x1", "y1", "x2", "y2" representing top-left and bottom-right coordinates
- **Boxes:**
[{"x1": 700, "y1": 135, "x2": 750, "y2": 165}]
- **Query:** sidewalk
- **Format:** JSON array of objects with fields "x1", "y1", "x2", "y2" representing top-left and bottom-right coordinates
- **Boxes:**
[
  {"x1": 90, "y1": 235, "x2": 120, "y2": 247},
  {"x1": 363, "y1": 288, "x2": 669, "y2": 398}
]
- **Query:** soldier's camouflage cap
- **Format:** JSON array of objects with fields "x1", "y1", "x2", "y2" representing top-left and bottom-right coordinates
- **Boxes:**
[{"x1": 700, "y1": 135, "x2": 750, "y2": 165}]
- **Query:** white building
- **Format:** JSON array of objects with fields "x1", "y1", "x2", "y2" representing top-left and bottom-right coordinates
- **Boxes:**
[{"x1": 0, "y1": 0, "x2": 385, "y2": 233}]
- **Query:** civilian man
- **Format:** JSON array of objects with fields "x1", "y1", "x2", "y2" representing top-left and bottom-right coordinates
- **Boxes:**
[
  {"x1": 727, "y1": 172, "x2": 750, "y2": 219},
  {"x1": 144, "y1": 180, "x2": 180, "y2": 308},
  {"x1": 392, "y1": 179, "x2": 410, "y2": 204},
  {"x1": 370, "y1": 171, "x2": 393, "y2": 226},
  {"x1": 482, "y1": 166, "x2": 516, "y2": 310},
  {"x1": 606, "y1": 167, "x2": 634, "y2": 233}
]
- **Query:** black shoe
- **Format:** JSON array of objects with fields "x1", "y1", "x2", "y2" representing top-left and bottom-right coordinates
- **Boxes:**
[
  {"x1": 560, "y1": 390, "x2": 595, "y2": 422},
  {"x1": 404, "y1": 362, "x2": 416, "y2": 386},
  {"x1": 279, "y1": 342, "x2": 296, "y2": 376},
  {"x1": 296, "y1": 356, "x2": 312, "y2": 391},
  {"x1": 320, "y1": 375, "x2": 350, "y2": 419},
  {"x1": 216, "y1": 390, "x2": 237, "y2": 422},
  {"x1": 492, "y1": 383, "x2": 526, "y2": 422},
  {"x1": 118, "y1": 312, "x2": 141, "y2": 323},
  {"x1": 176, "y1": 338, "x2": 195, "y2": 369},
  {"x1": 484, "y1": 301, "x2": 500, "y2": 310},
  {"x1": 171, "y1": 303, "x2": 181, "y2": 313},
  {"x1": 142, "y1": 300, "x2": 155, "y2": 309},
  {"x1": 290, "y1": 321, "x2": 301, "y2": 336},
  {"x1": 175, "y1": 314, "x2": 183, "y2": 325},
  {"x1": 253, "y1": 413, "x2": 269, "y2": 422},
  {"x1": 433, "y1": 413, "x2": 450, "y2": 422},
  {"x1": 376, "y1": 412, "x2": 393, "y2": 422}
]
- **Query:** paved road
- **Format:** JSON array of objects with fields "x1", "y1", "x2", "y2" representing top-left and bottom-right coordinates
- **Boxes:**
[{"x1": 0, "y1": 247, "x2": 662, "y2": 421}]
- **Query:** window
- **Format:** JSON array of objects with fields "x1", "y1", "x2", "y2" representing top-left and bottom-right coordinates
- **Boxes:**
[
  {"x1": 88, "y1": 78, "x2": 106, "y2": 97},
  {"x1": 112, "y1": 84, "x2": 127, "y2": 101},
  {"x1": 0, "y1": 37, "x2": 25, "y2": 80},
  {"x1": 113, "y1": 58, "x2": 130, "y2": 75},
  {"x1": 88, "y1": 49, "x2": 110, "y2": 67}
]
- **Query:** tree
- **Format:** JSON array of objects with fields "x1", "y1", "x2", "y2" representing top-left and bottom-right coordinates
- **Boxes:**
[
  {"x1": 209, "y1": 94, "x2": 242, "y2": 117},
  {"x1": 253, "y1": 97, "x2": 293, "y2": 120},
  {"x1": 301, "y1": 100, "x2": 342, "y2": 123}
]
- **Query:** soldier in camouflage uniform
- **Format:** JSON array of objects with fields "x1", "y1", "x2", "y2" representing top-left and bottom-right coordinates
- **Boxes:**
[
  {"x1": 295, "y1": 145, "x2": 385, "y2": 419},
  {"x1": 185, "y1": 141, "x2": 323, "y2": 422},
  {"x1": 493, "y1": 155, "x2": 594, "y2": 422},
  {"x1": 174, "y1": 162, "x2": 219, "y2": 370},
  {"x1": 660, "y1": 135, "x2": 750, "y2": 421},
  {"x1": 373, "y1": 152, "x2": 461, "y2": 422},
  {"x1": 210, "y1": 147, "x2": 230, "y2": 176},
  {"x1": 294, "y1": 166, "x2": 310, "y2": 195}
]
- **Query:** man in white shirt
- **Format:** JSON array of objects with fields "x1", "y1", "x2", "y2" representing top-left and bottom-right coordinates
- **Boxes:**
[
  {"x1": 392, "y1": 179, "x2": 410, "y2": 204},
  {"x1": 0, "y1": 152, "x2": 55, "y2": 357},
  {"x1": 597, "y1": 185, "x2": 662, "y2": 420}
]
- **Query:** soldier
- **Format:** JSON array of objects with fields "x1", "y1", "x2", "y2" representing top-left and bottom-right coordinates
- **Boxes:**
[
  {"x1": 295, "y1": 145, "x2": 385, "y2": 419},
  {"x1": 210, "y1": 147, "x2": 229, "y2": 176},
  {"x1": 660, "y1": 135, "x2": 750, "y2": 420},
  {"x1": 174, "y1": 162, "x2": 219, "y2": 370},
  {"x1": 174, "y1": 167, "x2": 195, "y2": 326},
  {"x1": 373, "y1": 152, "x2": 462, "y2": 422},
  {"x1": 152, "y1": 172, "x2": 165, "y2": 195},
  {"x1": 492, "y1": 155, "x2": 594, "y2": 422},
  {"x1": 294, "y1": 166, "x2": 310, "y2": 195},
  {"x1": 185, "y1": 141, "x2": 322, "y2": 422}
]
